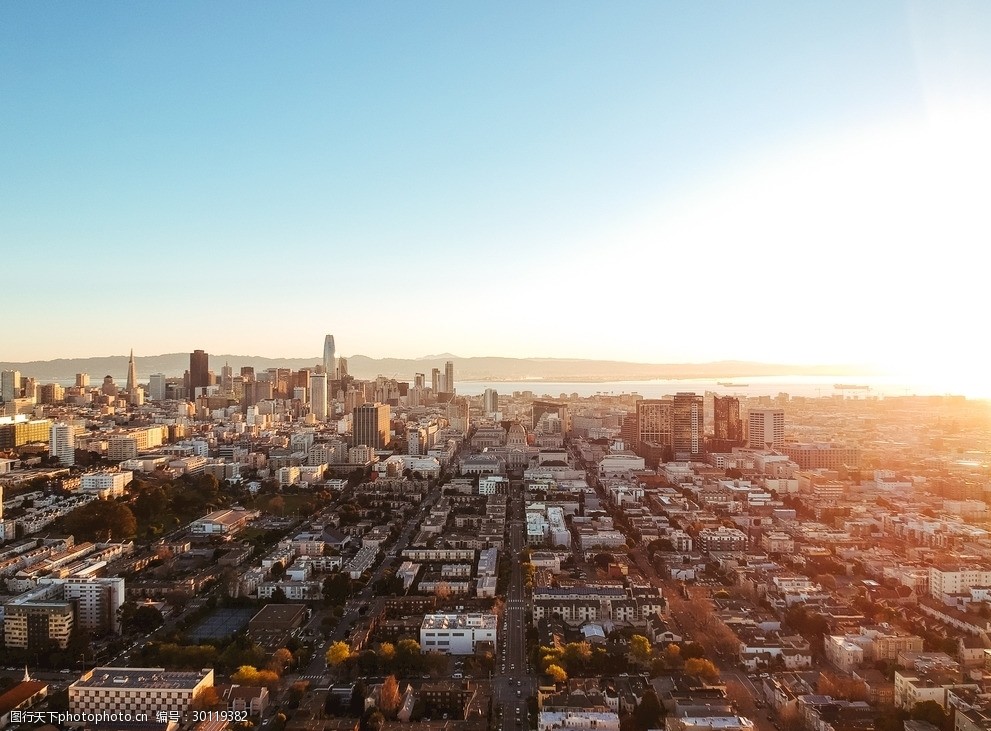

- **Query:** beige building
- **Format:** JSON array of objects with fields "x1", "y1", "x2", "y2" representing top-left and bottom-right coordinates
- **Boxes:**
[{"x1": 70, "y1": 667, "x2": 214, "y2": 717}]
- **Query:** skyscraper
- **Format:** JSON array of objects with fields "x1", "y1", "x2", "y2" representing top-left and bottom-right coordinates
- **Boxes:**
[
  {"x1": 125, "y1": 350, "x2": 138, "y2": 394},
  {"x1": 50, "y1": 423, "x2": 75, "y2": 466},
  {"x1": 711, "y1": 396, "x2": 743, "y2": 451},
  {"x1": 354, "y1": 402, "x2": 391, "y2": 448},
  {"x1": 75, "y1": 373, "x2": 90, "y2": 388},
  {"x1": 634, "y1": 399, "x2": 673, "y2": 450},
  {"x1": 323, "y1": 335, "x2": 336, "y2": 376},
  {"x1": 189, "y1": 350, "x2": 209, "y2": 396},
  {"x1": 672, "y1": 392, "x2": 704, "y2": 459},
  {"x1": 414, "y1": 373, "x2": 425, "y2": 389},
  {"x1": 310, "y1": 373, "x2": 328, "y2": 421},
  {"x1": 444, "y1": 361, "x2": 455, "y2": 395},
  {"x1": 220, "y1": 363, "x2": 234, "y2": 395},
  {"x1": 483, "y1": 388, "x2": 499, "y2": 413},
  {"x1": 1, "y1": 371, "x2": 20, "y2": 402},
  {"x1": 748, "y1": 408, "x2": 785, "y2": 450},
  {"x1": 431, "y1": 368, "x2": 440, "y2": 393},
  {"x1": 148, "y1": 374, "x2": 166, "y2": 401}
]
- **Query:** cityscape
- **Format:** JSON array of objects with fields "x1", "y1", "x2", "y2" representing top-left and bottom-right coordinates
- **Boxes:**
[
  {"x1": 3, "y1": 3, "x2": 990, "y2": 731},
  {"x1": 0, "y1": 337, "x2": 989, "y2": 731}
]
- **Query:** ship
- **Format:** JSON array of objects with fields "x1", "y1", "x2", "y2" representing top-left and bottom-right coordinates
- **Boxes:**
[
  {"x1": 717, "y1": 381, "x2": 749, "y2": 387},
  {"x1": 834, "y1": 383, "x2": 870, "y2": 390}
]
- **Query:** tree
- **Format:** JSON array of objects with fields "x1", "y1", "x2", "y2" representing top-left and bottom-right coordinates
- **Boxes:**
[
  {"x1": 681, "y1": 642, "x2": 707, "y2": 660},
  {"x1": 663, "y1": 643, "x2": 681, "y2": 667},
  {"x1": 360, "y1": 709, "x2": 385, "y2": 731},
  {"x1": 269, "y1": 648, "x2": 294, "y2": 675},
  {"x1": 378, "y1": 642, "x2": 396, "y2": 668},
  {"x1": 545, "y1": 664, "x2": 568, "y2": 684},
  {"x1": 192, "y1": 686, "x2": 222, "y2": 711},
  {"x1": 130, "y1": 605, "x2": 164, "y2": 634},
  {"x1": 326, "y1": 641, "x2": 352, "y2": 667},
  {"x1": 684, "y1": 658, "x2": 720, "y2": 683},
  {"x1": 232, "y1": 666, "x2": 261, "y2": 685},
  {"x1": 61, "y1": 500, "x2": 137, "y2": 541},
  {"x1": 562, "y1": 641, "x2": 592, "y2": 671},
  {"x1": 379, "y1": 675, "x2": 401, "y2": 719},
  {"x1": 910, "y1": 701, "x2": 947, "y2": 729},
  {"x1": 630, "y1": 635, "x2": 653, "y2": 665},
  {"x1": 632, "y1": 689, "x2": 663, "y2": 731}
]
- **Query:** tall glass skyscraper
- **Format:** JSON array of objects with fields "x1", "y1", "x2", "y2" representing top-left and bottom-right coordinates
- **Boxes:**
[{"x1": 323, "y1": 334, "x2": 336, "y2": 376}]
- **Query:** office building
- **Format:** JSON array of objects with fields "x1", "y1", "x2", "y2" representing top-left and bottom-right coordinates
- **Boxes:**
[
  {"x1": 354, "y1": 402, "x2": 391, "y2": 449},
  {"x1": 69, "y1": 667, "x2": 215, "y2": 717},
  {"x1": 672, "y1": 392, "x2": 704, "y2": 459},
  {"x1": 444, "y1": 361, "x2": 455, "y2": 395},
  {"x1": 634, "y1": 399, "x2": 673, "y2": 450},
  {"x1": 712, "y1": 396, "x2": 743, "y2": 450},
  {"x1": 148, "y1": 374, "x2": 166, "y2": 401},
  {"x1": 125, "y1": 349, "x2": 138, "y2": 394},
  {"x1": 50, "y1": 423, "x2": 75, "y2": 466},
  {"x1": 310, "y1": 373, "x2": 328, "y2": 420},
  {"x1": 323, "y1": 334, "x2": 336, "y2": 377},
  {"x1": 420, "y1": 613, "x2": 497, "y2": 655},
  {"x1": 431, "y1": 368, "x2": 441, "y2": 393},
  {"x1": 747, "y1": 408, "x2": 785, "y2": 450},
  {"x1": 0, "y1": 371, "x2": 20, "y2": 402},
  {"x1": 75, "y1": 373, "x2": 90, "y2": 388},
  {"x1": 483, "y1": 388, "x2": 499, "y2": 413},
  {"x1": 414, "y1": 373, "x2": 425, "y2": 389},
  {"x1": 189, "y1": 349, "x2": 210, "y2": 397}
]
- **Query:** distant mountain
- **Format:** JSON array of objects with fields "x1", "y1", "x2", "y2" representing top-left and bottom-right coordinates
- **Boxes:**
[{"x1": 0, "y1": 353, "x2": 874, "y2": 384}]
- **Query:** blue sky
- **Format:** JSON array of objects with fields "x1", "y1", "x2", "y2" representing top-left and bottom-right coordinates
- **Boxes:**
[{"x1": 3, "y1": 2, "x2": 990, "y2": 378}]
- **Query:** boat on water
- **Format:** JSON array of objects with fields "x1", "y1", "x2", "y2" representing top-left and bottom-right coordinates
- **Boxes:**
[
  {"x1": 717, "y1": 381, "x2": 749, "y2": 387},
  {"x1": 834, "y1": 383, "x2": 870, "y2": 390}
]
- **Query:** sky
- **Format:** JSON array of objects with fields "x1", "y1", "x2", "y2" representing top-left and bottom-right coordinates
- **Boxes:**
[{"x1": 2, "y1": 2, "x2": 990, "y2": 386}]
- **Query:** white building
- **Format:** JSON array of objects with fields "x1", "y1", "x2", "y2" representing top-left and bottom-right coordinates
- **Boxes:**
[
  {"x1": 80, "y1": 471, "x2": 134, "y2": 498},
  {"x1": 747, "y1": 408, "x2": 784, "y2": 450},
  {"x1": 50, "y1": 423, "x2": 75, "y2": 466},
  {"x1": 420, "y1": 613, "x2": 497, "y2": 655}
]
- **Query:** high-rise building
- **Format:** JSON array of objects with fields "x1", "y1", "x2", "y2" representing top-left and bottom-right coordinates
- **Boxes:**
[
  {"x1": 50, "y1": 423, "x2": 75, "y2": 466},
  {"x1": 310, "y1": 373, "x2": 328, "y2": 420},
  {"x1": 189, "y1": 350, "x2": 210, "y2": 396},
  {"x1": 0, "y1": 371, "x2": 20, "y2": 402},
  {"x1": 337, "y1": 356, "x2": 348, "y2": 379},
  {"x1": 240, "y1": 366, "x2": 255, "y2": 381},
  {"x1": 748, "y1": 408, "x2": 785, "y2": 450},
  {"x1": 414, "y1": 373, "x2": 425, "y2": 389},
  {"x1": 125, "y1": 349, "x2": 138, "y2": 394},
  {"x1": 445, "y1": 361, "x2": 455, "y2": 395},
  {"x1": 220, "y1": 363, "x2": 234, "y2": 395},
  {"x1": 323, "y1": 335, "x2": 336, "y2": 377},
  {"x1": 483, "y1": 388, "x2": 499, "y2": 413},
  {"x1": 101, "y1": 375, "x2": 118, "y2": 397},
  {"x1": 431, "y1": 368, "x2": 441, "y2": 393},
  {"x1": 75, "y1": 373, "x2": 90, "y2": 388},
  {"x1": 672, "y1": 392, "x2": 704, "y2": 460},
  {"x1": 353, "y1": 402, "x2": 391, "y2": 449},
  {"x1": 711, "y1": 396, "x2": 743, "y2": 451},
  {"x1": 635, "y1": 399, "x2": 673, "y2": 451},
  {"x1": 148, "y1": 374, "x2": 166, "y2": 401}
]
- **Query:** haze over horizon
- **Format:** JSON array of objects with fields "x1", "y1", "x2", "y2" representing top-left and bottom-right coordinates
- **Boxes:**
[{"x1": 3, "y1": 2, "x2": 989, "y2": 393}]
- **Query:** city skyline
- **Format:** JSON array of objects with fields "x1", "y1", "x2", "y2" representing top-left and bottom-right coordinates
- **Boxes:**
[{"x1": 2, "y1": 3, "x2": 989, "y2": 389}]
